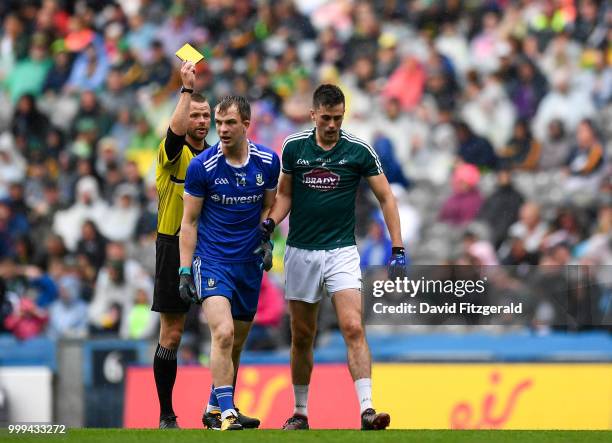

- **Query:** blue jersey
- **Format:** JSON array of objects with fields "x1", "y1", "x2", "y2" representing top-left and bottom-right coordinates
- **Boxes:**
[{"x1": 184, "y1": 141, "x2": 280, "y2": 263}]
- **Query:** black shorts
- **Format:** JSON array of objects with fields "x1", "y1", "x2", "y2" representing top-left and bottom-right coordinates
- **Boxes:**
[{"x1": 152, "y1": 234, "x2": 190, "y2": 313}]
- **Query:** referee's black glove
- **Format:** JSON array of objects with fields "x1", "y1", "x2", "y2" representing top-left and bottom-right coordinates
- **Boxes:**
[
  {"x1": 254, "y1": 240, "x2": 274, "y2": 272},
  {"x1": 178, "y1": 267, "x2": 199, "y2": 304},
  {"x1": 259, "y1": 218, "x2": 275, "y2": 242}
]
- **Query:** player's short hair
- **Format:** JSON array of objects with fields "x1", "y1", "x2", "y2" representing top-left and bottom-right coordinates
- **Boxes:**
[
  {"x1": 191, "y1": 93, "x2": 207, "y2": 104},
  {"x1": 216, "y1": 95, "x2": 251, "y2": 122},
  {"x1": 312, "y1": 84, "x2": 345, "y2": 109}
]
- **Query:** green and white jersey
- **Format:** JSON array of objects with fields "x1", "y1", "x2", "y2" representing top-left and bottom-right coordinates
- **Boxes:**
[{"x1": 282, "y1": 128, "x2": 383, "y2": 250}]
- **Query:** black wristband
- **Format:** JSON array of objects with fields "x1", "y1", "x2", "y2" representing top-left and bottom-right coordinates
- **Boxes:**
[
  {"x1": 392, "y1": 247, "x2": 405, "y2": 255},
  {"x1": 180, "y1": 86, "x2": 194, "y2": 94},
  {"x1": 262, "y1": 218, "x2": 276, "y2": 233}
]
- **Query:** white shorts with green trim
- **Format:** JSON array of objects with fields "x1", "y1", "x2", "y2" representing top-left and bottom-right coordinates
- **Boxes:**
[{"x1": 284, "y1": 245, "x2": 362, "y2": 303}]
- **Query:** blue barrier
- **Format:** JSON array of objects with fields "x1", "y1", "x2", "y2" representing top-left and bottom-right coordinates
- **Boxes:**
[
  {"x1": 0, "y1": 335, "x2": 57, "y2": 370},
  {"x1": 1, "y1": 331, "x2": 611, "y2": 369}
]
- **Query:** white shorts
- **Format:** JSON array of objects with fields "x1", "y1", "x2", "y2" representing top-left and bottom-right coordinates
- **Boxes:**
[{"x1": 284, "y1": 245, "x2": 362, "y2": 303}]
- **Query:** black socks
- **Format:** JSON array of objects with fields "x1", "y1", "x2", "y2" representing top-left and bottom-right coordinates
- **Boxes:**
[{"x1": 154, "y1": 343, "x2": 178, "y2": 418}]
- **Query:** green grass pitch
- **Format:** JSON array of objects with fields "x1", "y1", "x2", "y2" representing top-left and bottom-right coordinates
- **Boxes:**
[{"x1": 2, "y1": 429, "x2": 611, "y2": 442}]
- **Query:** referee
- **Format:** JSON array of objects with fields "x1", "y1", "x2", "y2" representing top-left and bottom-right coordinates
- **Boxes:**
[{"x1": 152, "y1": 61, "x2": 211, "y2": 429}]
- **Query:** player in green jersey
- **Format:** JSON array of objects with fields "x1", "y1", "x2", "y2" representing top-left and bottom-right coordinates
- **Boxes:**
[{"x1": 259, "y1": 84, "x2": 406, "y2": 430}]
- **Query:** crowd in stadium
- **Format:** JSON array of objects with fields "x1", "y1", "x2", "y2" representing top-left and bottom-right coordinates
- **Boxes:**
[{"x1": 0, "y1": 0, "x2": 610, "y2": 353}]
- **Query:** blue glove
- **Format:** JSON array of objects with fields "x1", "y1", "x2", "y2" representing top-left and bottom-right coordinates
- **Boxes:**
[
  {"x1": 388, "y1": 247, "x2": 407, "y2": 280},
  {"x1": 178, "y1": 266, "x2": 200, "y2": 304}
]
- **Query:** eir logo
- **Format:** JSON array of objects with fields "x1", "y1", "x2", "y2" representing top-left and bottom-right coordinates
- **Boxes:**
[{"x1": 303, "y1": 168, "x2": 340, "y2": 191}]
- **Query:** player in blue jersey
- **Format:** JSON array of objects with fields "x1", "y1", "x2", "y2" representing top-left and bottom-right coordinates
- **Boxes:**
[{"x1": 178, "y1": 96, "x2": 280, "y2": 431}]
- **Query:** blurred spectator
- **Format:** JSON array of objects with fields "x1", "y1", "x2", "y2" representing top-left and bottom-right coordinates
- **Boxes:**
[
  {"x1": 47, "y1": 274, "x2": 88, "y2": 339},
  {"x1": 539, "y1": 119, "x2": 572, "y2": 170},
  {"x1": 65, "y1": 40, "x2": 109, "y2": 93},
  {"x1": 125, "y1": 15, "x2": 156, "y2": 62},
  {"x1": 504, "y1": 201, "x2": 548, "y2": 257},
  {"x1": 120, "y1": 285, "x2": 157, "y2": 339},
  {"x1": 0, "y1": 199, "x2": 28, "y2": 258},
  {"x1": 42, "y1": 43, "x2": 73, "y2": 95},
  {"x1": 29, "y1": 179, "x2": 64, "y2": 243},
  {"x1": 75, "y1": 220, "x2": 107, "y2": 271},
  {"x1": 248, "y1": 100, "x2": 295, "y2": 153},
  {"x1": 125, "y1": 114, "x2": 158, "y2": 176},
  {"x1": 478, "y1": 169, "x2": 525, "y2": 248},
  {"x1": 439, "y1": 163, "x2": 483, "y2": 226},
  {"x1": 71, "y1": 90, "x2": 112, "y2": 140},
  {"x1": 462, "y1": 228, "x2": 499, "y2": 266},
  {"x1": 95, "y1": 137, "x2": 122, "y2": 177},
  {"x1": 424, "y1": 46, "x2": 458, "y2": 110},
  {"x1": 123, "y1": 160, "x2": 146, "y2": 203},
  {"x1": 0, "y1": 133, "x2": 26, "y2": 200},
  {"x1": 375, "y1": 32, "x2": 400, "y2": 80},
  {"x1": 382, "y1": 55, "x2": 426, "y2": 112},
  {"x1": 572, "y1": 0, "x2": 603, "y2": 44},
  {"x1": 435, "y1": 22, "x2": 470, "y2": 76},
  {"x1": 469, "y1": 10, "x2": 506, "y2": 74},
  {"x1": 32, "y1": 233, "x2": 67, "y2": 274},
  {"x1": 564, "y1": 119, "x2": 606, "y2": 194},
  {"x1": 0, "y1": 276, "x2": 16, "y2": 333},
  {"x1": 11, "y1": 94, "x2": 50, "y2": 160},
  {"x1": 109, "y1": 107, "x2": 135, "y2": 153},
  {"x1": 507, "y1": 57, "x2": 548, "y2": 120},
  {"x1": 462, "y1": 72, "x2": 516, "y2": 149},
  {"x1": 143, "y1": 40, "x2": 172, "y2": 88},
  {"x1": 0, "y1": 260, "x2": 58, "y2": 310},
  {"x1": 101, "y1": 162, "x2": 124, "y2": 204},
  {"x1": 500, "y1": 234, "x2": 541, "y2": 267},
  {"x1": 88, "y1": 242, "x2": 152, "y2": 334},
  {"x1": 533, "y1": 69, "x2": 595, "y2": 142},
  {"x1": 584, "y1": 49, "x2": 612, "y2": 110},
  {"x1": 453, "y1": 121, "x2": 498, "y2": 170},
  {"x1": 98, "y1": 184, "x2": 141, "y2": 243},
  {"x1": 372, "y1": 97, "x2": 424, "y2": 179},
  {"x1": 157, "y1": 5, "x2": 197, "y2": 60},
  {"x1": 98, "y1": 67, "x2": 136, "y2": 116},
  {"x1": 540, "y1": 32, "x2": 582, "y2": 81},
  {"x1": 498, "y1": 119, "x2": 541, "y2": 170},
  {"x1": 282, "y1": 75, "x2": 313, "y2": 124},
  {"x1": 4, "y1": 296, "x2": 48, "y2": 340},
  {"x1": 24, "y1": 161, "x2": 50, "y2": 214},
  {"x1": 53, "y1": 176, "x2": 108, "y2": 251},
  {"x1": 578, "y1": 204, "x2": 612, "y2": 265},
  {"x1": 4, "y1": 33, "x2": 52, "y2": 102},
  {"x1": 543, "y1": 207, "x2": 586, "y2": 250},
  {"x1": 64, "y1": 16, "x2": 94, "y2": 53},
  {"x1": 0, "y1": 13, "x2": 27, "y2": 82}
]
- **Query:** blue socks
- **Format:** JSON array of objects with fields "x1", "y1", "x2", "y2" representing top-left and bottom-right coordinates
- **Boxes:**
[
  {"x1": 207, "y1": 384, "x2": 220, "y2": 413},
  {"x1": 214, "y1": 385, "x2": 237, "y2": 420}
]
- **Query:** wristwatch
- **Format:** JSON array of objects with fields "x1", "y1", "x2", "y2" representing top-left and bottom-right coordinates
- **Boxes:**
[{"x1": 180, "y1": 86, "x2": 194, "y2": 94}]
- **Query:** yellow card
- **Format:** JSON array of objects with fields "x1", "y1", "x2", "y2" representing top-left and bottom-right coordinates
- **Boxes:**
[{"x1": 175, "y1": 43, "x2": 204, "y2": 64}]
